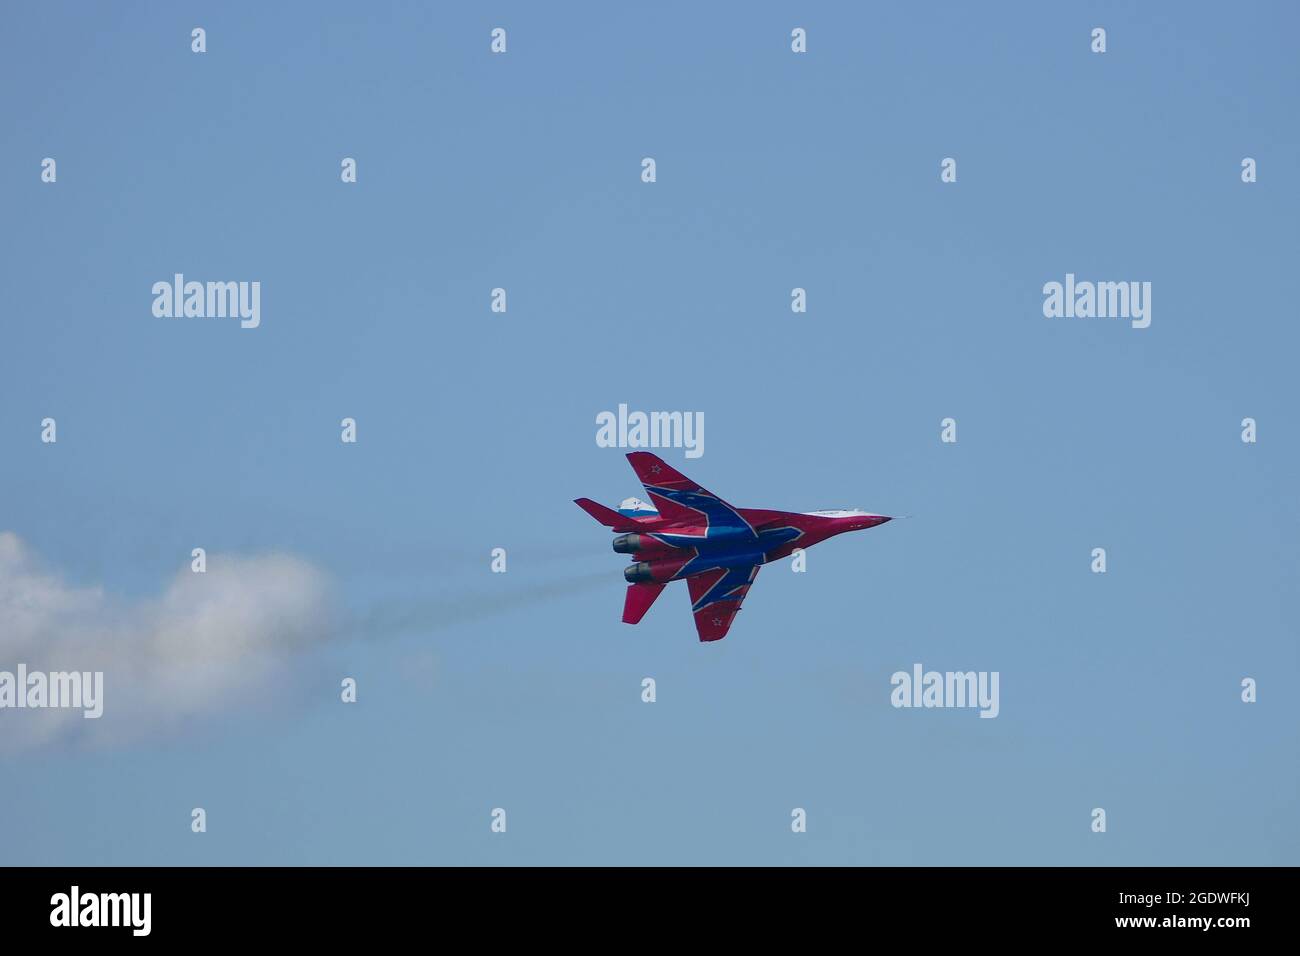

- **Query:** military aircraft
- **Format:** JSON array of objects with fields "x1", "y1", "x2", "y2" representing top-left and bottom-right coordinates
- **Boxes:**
[{"x1": 576, "y1": 452, "x2": 892, "y2": 642}]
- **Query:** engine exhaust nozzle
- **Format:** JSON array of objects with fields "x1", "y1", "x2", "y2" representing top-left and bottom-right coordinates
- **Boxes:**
[
  {"x1": 624, "y1": 561, "x2": 653, "y2": 583},
  {"x1": 612, "y1": 533, "x2": 643, "y2": 555}
]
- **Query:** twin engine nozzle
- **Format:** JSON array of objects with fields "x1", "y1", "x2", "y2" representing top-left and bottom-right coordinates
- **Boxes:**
[{"x1": 618, "y1": 534, "x2": 666, "y2": 582}]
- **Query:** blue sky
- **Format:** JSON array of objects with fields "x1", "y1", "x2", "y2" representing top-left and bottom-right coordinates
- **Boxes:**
[{"x1": 1, "y1": 1, "x2": 1297, "y2": 864}]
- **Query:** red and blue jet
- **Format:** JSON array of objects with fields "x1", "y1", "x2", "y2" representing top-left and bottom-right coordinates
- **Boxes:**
[{"x1": 576, "y1": 452, "x2": 892, "y2": 642}]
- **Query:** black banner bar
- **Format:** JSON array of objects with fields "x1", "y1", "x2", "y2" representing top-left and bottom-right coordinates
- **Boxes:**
[{"x1": 0, "y1": 866, "x2": 1279, "y2": 941}]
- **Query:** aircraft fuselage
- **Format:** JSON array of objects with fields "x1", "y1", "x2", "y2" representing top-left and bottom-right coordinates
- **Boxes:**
[{"x1": 621, "y1": 510, "x2": 890, "y2": 583}]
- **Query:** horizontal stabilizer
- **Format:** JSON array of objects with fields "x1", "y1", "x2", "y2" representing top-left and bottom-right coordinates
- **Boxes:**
[
  {"x1": 574, "y1": 497, "x2": 641, "y2": 530},
  {"x1": 623, "y1": 582, "x2": 666, "y2": 624}
]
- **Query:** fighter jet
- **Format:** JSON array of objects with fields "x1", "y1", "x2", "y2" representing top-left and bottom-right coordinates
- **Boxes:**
[{"x1": 576, "y1": 452, "x2": 892, "y2": 642}]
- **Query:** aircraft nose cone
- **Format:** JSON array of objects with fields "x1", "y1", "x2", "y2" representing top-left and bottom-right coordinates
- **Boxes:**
[{"x1": 853, "y1": 515, "x2": 891, "y2": 530}]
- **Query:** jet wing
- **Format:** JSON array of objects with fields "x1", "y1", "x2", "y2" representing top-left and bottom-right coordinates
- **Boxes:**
[
  {"x1": 625, "y1": 452, "x2": 754, "y2": 534},
  {"x1": 687, "y1": 564, "x2": 761, "y2": 642}
]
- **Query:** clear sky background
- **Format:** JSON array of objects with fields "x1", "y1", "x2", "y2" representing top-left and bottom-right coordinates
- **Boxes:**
[{"x1": 1, "y1": 1, "x2": 1297, "y2": 865}]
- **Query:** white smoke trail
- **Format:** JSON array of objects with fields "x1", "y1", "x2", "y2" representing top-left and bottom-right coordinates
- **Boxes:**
[
  {"x1": 0, "y1": 531, "x2": 334, "y2": 752},
  {"x1": 0, "y1": 531, "x2": 617, "y2": 751}
]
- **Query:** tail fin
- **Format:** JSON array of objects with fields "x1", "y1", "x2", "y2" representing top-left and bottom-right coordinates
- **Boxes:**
[
  {"x1": 574, "y1": 497, "x2": 638, "y2": 529},
  {"x1": 623, "y1": 582, "x2": 666, "y2": 624}
]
